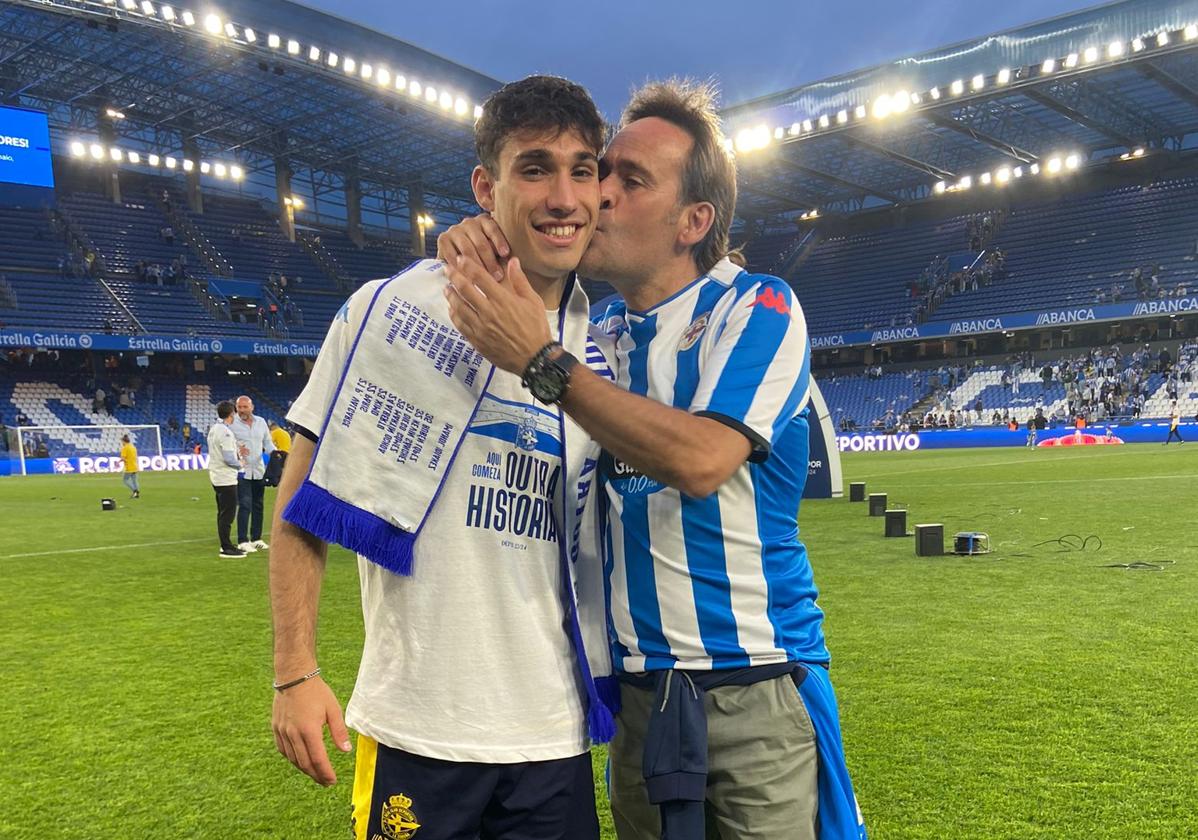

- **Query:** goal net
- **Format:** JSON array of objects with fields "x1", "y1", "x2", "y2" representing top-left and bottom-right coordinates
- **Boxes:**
[{"x1": 14, "y1": 424, "x2": 164, "y2": 476}]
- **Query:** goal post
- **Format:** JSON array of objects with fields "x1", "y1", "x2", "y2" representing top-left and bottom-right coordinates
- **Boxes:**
[{"x1": 15, "y1": 424, "x2": 163, "y2": 476}]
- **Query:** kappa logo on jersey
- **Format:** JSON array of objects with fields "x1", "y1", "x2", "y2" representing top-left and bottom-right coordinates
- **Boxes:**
[
  {"x1": 678, "y1": 313, "x2": 709, "y2": 352},
  {"x1": 748, "y1": 286, "x2": 790, "y2": 315},
  {"x1": 377, "y1": 792, "x2": 421, "y2": 840}
]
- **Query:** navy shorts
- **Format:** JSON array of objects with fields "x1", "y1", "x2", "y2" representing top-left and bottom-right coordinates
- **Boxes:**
[{"x1": 351, "y1": 734, "x2": 599, "y2": 840}]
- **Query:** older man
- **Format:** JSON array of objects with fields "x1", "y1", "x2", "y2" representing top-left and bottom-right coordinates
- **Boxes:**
[{"x1": 231, "y1": 394, "x2": 274, "y2": 552}]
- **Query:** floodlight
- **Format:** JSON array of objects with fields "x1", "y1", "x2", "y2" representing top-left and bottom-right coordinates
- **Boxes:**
[
  {"x1": 160, "y1": 5, "x2": 174, "y2": 20},
  {"x1": 377, "y1": 67, "x2": 391, "y2": 86},
  {"x1": 230, "y1": 165, "x2": 244, "y2": 179},
  {"x1": 957, "y1": 175, "x2": 972, "y2": 190},
  {"x1": 854, "y1": 105, "x2": 866, "y2": 119},
  {"x1": 996, "y1": 167, "x2": 1011, "y2": 183},
  {"x1": 267, "y1": 33, "x2": 280, "y2": 49},
  {"x1": 140, "y1": 1, "x2": 154, "y2": 15},
  {"x1": 110, "y1": 147, "x2": 123, "y2": 161},
  {"x1": 950, "y1": 79, "x2": 964, "y2": 95},
  {"x1": 979, "y1": 171, "x2": 992, "y2": 185},
  {"x1": 327, "y1": 52, "x2": 338, "y2": 67},
  {"x1": 929, "y1": 87, "x2": 941, "y2": 100},
  {"x1": 1132, "y1": 147, "x2": 1145, "y2": 157},
  {"x1": 1083, "y1": 46, "x2": 1098, "y2": 63},
  {"x1": 892, "y1": 91, "x2": 910, "y2": 113},
  {"x1": 1029, "y1": 163, "x2": 1040, "y2": 174},
  {"x1": 910, "y1": 92, "x2": 922, "y2": 105},
  {"x1": 121, "y1": 0, "x2": 135, "y2": 10},
  {"x1": 1064, "y1": 53, "x2": 1078, "y2": 68},
  {"x1": 1046, "y1": 157, "x2": 1062, "y2": 173},
  {"x1": 203, "y1": 14, "x2": 221, "y2": 35},
  {"x1": 409, "y1": 80, "x2": 422, "y2": 97},
  {"x1": 343, "y1": 57, "x2": 356, "y2": 74},
  {"x1": 802, "y1": 119, "x2": 813, "y2": 132},
  {"x1": 165, "y1": 156, "x2": 177, "y2": 169},
  {"x1": 200, "y1": 161, "x2": 210, "y2": 174},
  {"x1": 997, "y1": 68, "x2": 1011, "y2": 85},
  {"x1": 836, "y1": 110, "x2": 847, "y2": 125},
  {"x1": 790, "y1": 122, "x2": 802, "y2": 135},
  {"x1": 1042, "y1": 58, "x2": 1056, "y2": 73},
  {"x1": 425, "y1": 86, "x2": 438, "y2": 103},
  {"x1": 308, "y1": 46, "x2": 320, "y2": 61},
  {"x1": 439, "y1": 91, "x2": 452, "y2": 110},
  {"x1": 1187, "y1": 24, "x2": 1198, "y2": 41},
  {"x1": 1157, "y1": 32, "x2": 1170, "y2": 47},
  {"x1": 182, "y1": 159, "x2": 194, "y2": 172},
  {"x1": 1131, "y1": 37, "x2": 1144, "y2": 52},
  {"x1": 89, "y1": 144, "x2": 104, "y2": 160},
  {"x1": 181, "y1": 10, "x2": 194, "y2": 25},
  {"x1": 128, "y1": 151, "x2": 141, "y2": 164},
  {"x1": 70, "y1": 141, "x2": 85, "y2": 157},
  {"x1": 214, "y1": 163, "x2": 227, "y2": 177},
  {"x1": 775, "y1": 126, "x2": 785, "y2": 139},
  {"x1": 1013, "y1": 166, "x2": 1023, "y2": 178},
  {"x1": 243, "y1": 28, "x2": 256, "y2": 42},
  {"x1": 105, "y1": 108, "x2": 126, "y2": 119},
  {"x1": 361, "y1": 64, "x2": 373, "y2": 80},
  {"x1": 473, "y1": 104, "x2": 484, "y2": 120},
  {"x1": 1065, "y1": 153, "x2": 1080, "y2": 170},
  {"x1": 395, "y1": 74, "x2": 406, "y2": 91},
  {"x1": 148, "y1": 153, "x2": 160, "y2": 166},
  {"x1": 971, "y1": 74, "x2": 984, "y2": 91},
  {"x1": 818, "y1": 113, "x2": 830, "y2": 128},
  {"x1": 934, "y1": 180, "x2": 947, "y2": 194},
  {"x1": 1108, "y1": 41, "x2": 1124, "y2": 58},
  {"x1": 454, "y1": 97, "x2": 468, "y2": 116},
  {"x1": 287, "y1": 40, "x2": 300, "y2": 56}
]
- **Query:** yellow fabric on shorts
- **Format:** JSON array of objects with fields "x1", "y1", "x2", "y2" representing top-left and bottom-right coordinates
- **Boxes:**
[{"x1": 351, "y1": 733, "x2": 379, "y2": 840}]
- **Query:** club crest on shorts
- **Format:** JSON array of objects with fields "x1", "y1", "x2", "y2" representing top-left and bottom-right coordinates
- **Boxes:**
[
  {"x1": 378, "y1": 793, "x2": 421, "y2": 840},
  {"x1": 679, "y1": 313, "x2": 709, "y2": 352}
]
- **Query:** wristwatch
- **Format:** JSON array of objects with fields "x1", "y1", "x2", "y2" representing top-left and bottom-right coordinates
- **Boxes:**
[{"x1": 522, "y1": 342, "x2": 579, "y2": 405}]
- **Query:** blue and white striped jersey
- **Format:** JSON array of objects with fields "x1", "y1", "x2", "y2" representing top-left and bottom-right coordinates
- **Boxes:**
[{"x1": 596, "y1": 257, "x2": 828, "y2": 672}]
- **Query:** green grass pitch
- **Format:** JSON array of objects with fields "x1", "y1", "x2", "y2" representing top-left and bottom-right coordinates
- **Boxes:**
[{"x1": 1, "y1": 442, "x2": 1195, "y2": 839}]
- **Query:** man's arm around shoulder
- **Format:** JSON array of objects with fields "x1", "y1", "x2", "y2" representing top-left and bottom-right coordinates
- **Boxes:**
[{"x1": 269, "y1": 434, "x2": 351, "y2": 786}]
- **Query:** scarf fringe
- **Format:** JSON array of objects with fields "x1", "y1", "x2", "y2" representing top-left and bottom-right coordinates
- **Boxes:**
[
  {"x1": 587, "y1": 677, "x2": 618, "y2": 744},
  {"x1": 283, "y1": 479, "x2": 416, "y2": 576}
]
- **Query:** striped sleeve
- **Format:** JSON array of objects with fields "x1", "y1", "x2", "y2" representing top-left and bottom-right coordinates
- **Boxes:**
[{"x1": 689, "y1": 276, "x2": 811, "y2": 461}]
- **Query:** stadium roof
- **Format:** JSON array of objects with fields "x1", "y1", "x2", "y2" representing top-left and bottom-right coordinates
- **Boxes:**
[
  {"x1": 0, "y1": 0, "x2": 503, "y2": 217},
  {"x1": 723, "y1": 0, "x2": 1198, "y2": 221}
]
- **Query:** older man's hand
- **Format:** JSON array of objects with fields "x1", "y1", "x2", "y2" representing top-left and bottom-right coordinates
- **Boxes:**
[{"x1": 444, "y1": 256, "x2": 553, "y2": 375}]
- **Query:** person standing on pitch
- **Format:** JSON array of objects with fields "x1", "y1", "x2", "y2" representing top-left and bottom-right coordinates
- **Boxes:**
[
  {"x1": 119, "y1": 434, "x2": 140, "y2": 498},
  {"x1": 1164, "y1": 404, "x2": 1184, "y2": 444},
  {"x1": 231, "y1": 395, "x2": 274, "y2": 553},
  {"x1": 208, "y1": 400, "x2": 246, "y2": 558},
  {"x1": 269, "y1": 76, "x2": 615, "y2": 840},
  {"x1": 441, "y1": 80, "x2": 865, "y2": 840}
]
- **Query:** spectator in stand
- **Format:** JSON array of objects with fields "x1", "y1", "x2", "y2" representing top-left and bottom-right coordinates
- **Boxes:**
[
  {"x1": 168, "y1": 416, "x2": 179, "y2": 435},
  {"x1": 160, "y1": 225, "x2": 175, "y2": 245},
  {"x1": 974, "y1": 397, "x2": 984, "y2": 424},
  {"x1": 182, "y1": 421, "x2": 192, "y2": 449}
]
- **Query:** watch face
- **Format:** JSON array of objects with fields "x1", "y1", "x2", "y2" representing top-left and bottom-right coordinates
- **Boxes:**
[{"x1": 530, "y1": 367, "x2": 567, "y2": 403}]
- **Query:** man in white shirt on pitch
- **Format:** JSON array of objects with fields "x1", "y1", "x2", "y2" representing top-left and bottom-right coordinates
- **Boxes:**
[
  {"x1": 207, "y1": 400, "x2": 245, "y2": 558},
  {"x1": 231, "y1": 394, "x2": 274, "y2": 553}
]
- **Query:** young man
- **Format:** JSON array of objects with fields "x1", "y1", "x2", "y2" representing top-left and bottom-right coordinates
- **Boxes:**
[
  {"x1": 269, "y1": 75, "x2": 614, "y2": 840},
  {"x1": 119, "y1": 434, "x2": 139, "y2": 498},
  {"x1": 208, "y1": 400, "x2": 245, "y2": 558},
  {"x1": 442, "y1": 80, "x2": 865, "y2": 839},
  {"x1": 1164, "y1": 405, "x2": 1184, "y2": 444},
  {"x1": 231, "y1": 395, "x2": 274, "y2": 553}
]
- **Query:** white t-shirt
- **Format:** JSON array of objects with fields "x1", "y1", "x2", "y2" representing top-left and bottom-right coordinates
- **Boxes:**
[
  {"x1": 288, "y1": 291, "x2": 585, "y2": 763},
  {"x1": 206, "y1": 422, "x2": 240, "y2": 487}
]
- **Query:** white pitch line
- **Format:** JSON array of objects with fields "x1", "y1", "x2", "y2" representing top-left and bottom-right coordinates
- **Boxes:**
[
  {"x1": 896, "y1": 472, "x2": 1197, "y2": 488},
  {"x1": 1, "y1": 537, "x2": 214, "y2": 560}
]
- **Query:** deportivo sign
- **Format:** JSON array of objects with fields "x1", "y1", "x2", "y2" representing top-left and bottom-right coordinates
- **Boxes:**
[
  {"x1": 837, "y1": 433, "x2": 922, "y2": 452},
  {"x1": 78, "y1": 454, "x2": 211, "y2": 473}
]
